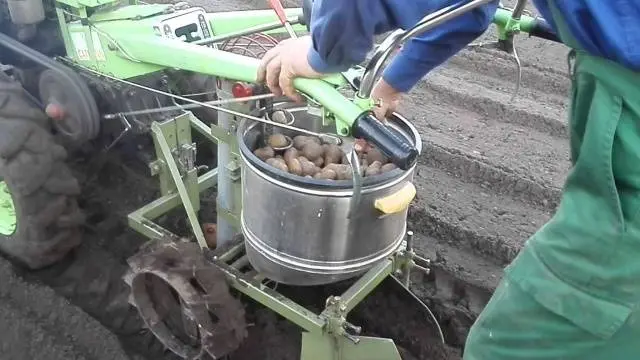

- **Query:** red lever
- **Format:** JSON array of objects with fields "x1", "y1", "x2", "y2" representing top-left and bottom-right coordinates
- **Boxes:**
[{"x1": 268, "y1": 0, "x2": 288, "y2": 25}]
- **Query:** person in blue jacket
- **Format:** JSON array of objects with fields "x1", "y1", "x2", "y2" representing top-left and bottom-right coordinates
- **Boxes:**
[{"x1": 257, "y1": 1, "x2": 640, "y2": 359}]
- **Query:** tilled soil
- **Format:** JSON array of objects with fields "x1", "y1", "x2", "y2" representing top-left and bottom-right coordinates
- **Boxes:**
[{"x1": 8, "y1": 0, "x2": 574, "y2": 359}]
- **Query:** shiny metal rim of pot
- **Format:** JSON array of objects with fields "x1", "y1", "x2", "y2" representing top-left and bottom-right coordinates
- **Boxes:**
[
  {"x1": 237, "y1": 111, "x2": 422, "y2": 195},
  {"x1": 241, "y1": 216, "x2": 407, "y2": 272}
]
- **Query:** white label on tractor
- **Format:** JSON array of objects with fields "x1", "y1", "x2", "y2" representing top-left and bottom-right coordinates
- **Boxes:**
[
  {"x1": 71, "y1": 32, "x2": 90, "y2": 61},
  {"x1": 154, "y1": 8, "x2": 213, "y2": 44},
  {"x1": 91, "y1": 32, "x2": 106, "y2": 61}
]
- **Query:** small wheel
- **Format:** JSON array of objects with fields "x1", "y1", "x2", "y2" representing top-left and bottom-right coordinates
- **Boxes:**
[
  {"x1": 0, "y1": 76, "x2": 85, "y2": 269},
  {"x1": 125, "y1": 241, "x2": 247, "y2": 359},
  {"x1": 38, "y1": 68, "x2": 100, "y2": 144}
]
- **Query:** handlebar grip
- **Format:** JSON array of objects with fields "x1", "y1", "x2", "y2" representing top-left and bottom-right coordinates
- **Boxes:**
[
  {"x1": 352, "y1": 113, "x2": 418, "y2": 171},
  {"x1": 530, "y1": 19, "x2": 561, "y2": 43},
  {"x1": 267, "y1": 0, "x2": 288, "y2": 25}
]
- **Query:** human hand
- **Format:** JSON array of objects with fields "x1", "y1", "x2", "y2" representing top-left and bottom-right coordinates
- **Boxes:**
[
  {"x1": 257, "y1": 35, "x2": 323, "y2": 102},
  {"x1": 370, "y1": 78, "x2": 403, "y2": 120}
]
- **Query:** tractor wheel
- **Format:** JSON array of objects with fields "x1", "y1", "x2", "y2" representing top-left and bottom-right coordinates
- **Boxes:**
[{"x1": 0, "y1": 76, "x2": 84, "y2": 269}]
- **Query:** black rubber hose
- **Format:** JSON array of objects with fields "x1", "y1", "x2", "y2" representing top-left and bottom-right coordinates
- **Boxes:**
[{"x1": 352, "y1": 113, "x2": 419, "y2": 171}]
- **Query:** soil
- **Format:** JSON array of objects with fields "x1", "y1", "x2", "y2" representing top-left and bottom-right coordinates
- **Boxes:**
[{"x1": 5, "y1": 0, "x2": 574, "y2": 359}]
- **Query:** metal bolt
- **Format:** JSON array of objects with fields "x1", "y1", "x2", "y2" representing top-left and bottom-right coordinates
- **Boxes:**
[{"x1": 406, "y1": 230, "x2": 414, "y2": 251}]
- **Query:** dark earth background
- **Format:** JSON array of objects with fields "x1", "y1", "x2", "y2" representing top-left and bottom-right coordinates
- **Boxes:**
[{"x1": 0, "y1": 0, "x2": 572, "y2": 359}]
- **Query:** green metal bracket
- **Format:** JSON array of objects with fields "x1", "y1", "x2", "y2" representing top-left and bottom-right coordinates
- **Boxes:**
[
  {"x1": 493, "y1": 7, "x2": 541, "y2": 41},
  {"x1": 138, "y1": 113, "x2": 208, "y2": 248},
  {"x1": 300, "y1": 333, "x2": 402, "y2": 360},
  {"x1": 128, "y1": 168, "x2": 217, "y2": 240}
]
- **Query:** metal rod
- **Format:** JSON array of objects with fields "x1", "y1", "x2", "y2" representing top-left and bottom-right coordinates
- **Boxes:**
[
  {"x1": 216, "y1": 81, "x2": 236, "y2": 248},
  {"x1": 512, "y1": 0, "x2": 528, "y2": 20},
  {"x1": 194, "y1": 16, "x2": 301, "y2": 46},
  {"x1": 151, "y1": 123, "x2": 209, "y2": 249},
  {"x1": 102, "y1": 93, "x2": 276, "y2": 119},
  {"x1": 358, "y1": 0, "x2": 495, "y2": 98},
  {"x1": 62, "y1": 59, "x2": 342, "y2": 144}
]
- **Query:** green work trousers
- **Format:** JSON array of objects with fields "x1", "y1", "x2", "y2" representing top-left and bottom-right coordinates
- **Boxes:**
[{"x1": 463, "y1": 3, "x2": 640, "y2": 360}]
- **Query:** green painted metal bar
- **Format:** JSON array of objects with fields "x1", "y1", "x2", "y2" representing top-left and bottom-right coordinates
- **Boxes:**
[
  {"x1": 110, "y1": 36, "x2": 365, "y2": 130},
  {"x1": 219, "y1": 263, "x2": 326, "y2": 333},
  {"x1": 130, "y1": 168, "x2": 217, "y2": 221},
  {"x1": 322, "y1": 259, "x2": 394, "y2": 316},
  {"x1": 151, "y1": 122, "x2": 208, "y2": 248},
  {"x1": 190, "y1": 116, "x2": 219, "y2": 144},
  {"x1": 205, "y1": 8, "x2": 306, "y2": 38}
]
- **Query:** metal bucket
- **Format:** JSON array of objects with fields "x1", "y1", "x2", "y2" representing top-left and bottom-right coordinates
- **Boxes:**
[{"x1": 237, "y1": 105, "x2": 422, "y2": 286}]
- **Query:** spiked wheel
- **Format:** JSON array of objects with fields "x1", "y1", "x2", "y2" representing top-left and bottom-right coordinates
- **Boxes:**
[{"x1": 124, "y1": 241, "x2": 247, "y2": 359}]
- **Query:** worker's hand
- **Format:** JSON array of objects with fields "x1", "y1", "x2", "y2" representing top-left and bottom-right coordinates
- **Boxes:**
[
  {"x1": 371, "y1": 78, "x2": 403, "y2": 120},
  {"x1": 257, "y1": 35, "x2": 323, "y2": 103}
]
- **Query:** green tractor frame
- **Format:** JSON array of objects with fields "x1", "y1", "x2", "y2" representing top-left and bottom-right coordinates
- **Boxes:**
[{"x1": 0, "y1": 0, "x2": 561, "y2": 359}]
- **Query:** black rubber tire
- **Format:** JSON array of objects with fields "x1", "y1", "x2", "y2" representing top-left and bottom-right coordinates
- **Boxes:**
[{"x1": 0, "y1": 76, "x2": 84, "y2": 269}]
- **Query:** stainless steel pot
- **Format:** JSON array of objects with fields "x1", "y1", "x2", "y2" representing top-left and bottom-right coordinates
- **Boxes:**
[{"x1": 237, "y1": 105, "x2": 422, "y2": 286}]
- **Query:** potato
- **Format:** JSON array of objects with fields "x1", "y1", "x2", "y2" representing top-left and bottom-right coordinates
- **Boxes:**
[
  {"x1": 326, "y1": 164, "x2": 352, "y2": 180},
  {"x1": 365, "y1": 160, "x2": 382, "y2": 177},
  {"x1": 308, "y1": 136, "x2": 322, "y2": 144},
  {"x1": 300, "y1": 159, "x2": 318, "y2": 176},
  {"x1": 271, "y1": 110, "x2": 288, "y2": 124},
  {"x1": 254, "y1": 146, "x2": 274, "y2": 161},
  {"x1": 283, "y1": 147, "x2": 299, "y2": 163},
  {"x1": 381, "y1": 163, "x2": 398, "y2": 173},
  {"x1": 293, "y1": 135, "x2": 321, "y2": 150},
  {"x1": 323, "y1": 144, "x2": 343, "y2": 166},
  {"x1": 266, "y1": 157, "x2": 288, "y2": 172},
  {"x1": 293, "y1": 135, "x2": 310, "y2": 150},
  {"x1": 287, "y1": 158, "x2": 303, "y2": 176},
  {"x1": 302, "y1": 142, "x2": 324, "y2": 161},
  {"x1": 268, "y1": 133, "x2": 289, "y2": 148},
  {"x1": 312, "y1": 157, "x2": 324, "y2": 168},
  {"x1": 366, "y1": 147, "x2": 387, "y2": 165},
  {"x1": 313, "y1": 168, "x2": 337, "y2": 180}
]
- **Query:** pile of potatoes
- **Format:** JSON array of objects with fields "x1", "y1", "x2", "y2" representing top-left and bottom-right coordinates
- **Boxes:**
[{"x1": 253, "y1": 134, "x2": 399, "y2": 180}]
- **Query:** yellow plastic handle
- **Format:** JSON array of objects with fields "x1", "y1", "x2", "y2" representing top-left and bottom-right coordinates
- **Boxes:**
[{"x1": 374, "y1": 182, "x2": 416, "y2": 215}]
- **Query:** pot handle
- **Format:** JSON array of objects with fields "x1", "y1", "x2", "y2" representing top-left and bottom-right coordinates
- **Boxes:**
[{"x1": 374, "y1": 182, "x2": 416, "y2": 214}]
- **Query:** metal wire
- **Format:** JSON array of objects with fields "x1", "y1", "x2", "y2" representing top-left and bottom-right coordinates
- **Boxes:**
[{"x1": 221, "y1": 33, "x2": 279, "y2": 59}]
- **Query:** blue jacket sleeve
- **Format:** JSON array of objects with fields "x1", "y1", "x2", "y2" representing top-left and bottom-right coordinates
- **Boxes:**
[
  {"x1": 306, "y1": 0, "x2": 398, "y2": 74},
  {"x1": 382, "y1": 1, "x2": 499, "y2": 92},
  {"x1": 306, "y1": 0, "x2": 499, "y2": 92}
]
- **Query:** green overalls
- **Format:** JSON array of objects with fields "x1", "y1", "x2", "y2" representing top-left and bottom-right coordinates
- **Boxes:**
[{"x1": 463, "y1": 2, "x2": 640, "y2": 359}]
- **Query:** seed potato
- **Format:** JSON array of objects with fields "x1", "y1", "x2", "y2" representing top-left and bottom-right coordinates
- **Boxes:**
[
  {"x1": 268, "y1": 134, "x2": 289, "y2": 148},
  {"x1": 313, "y1": 168, "x2": 337, "y2": 180},
  {"x1": 287, "y1": 158, "x2": 303, "y2": 176},
  {"x1": 366, "y1": 147, "x2": 388, "y2": 164},
  {"x1": 266, "y1": 157, "x2": 289, "y2": 172},
  {"x1": 381, "y1": 163, "x2": 398, "y2": 173},
  {"x1": 254, "y1": 146, "x2": 275, "y2": 161},
  {"x1": 323, "y1": 144, "x2": 343, "y2": 165},
  {"x1": 365, "y1": 160, "x2": 382, "y2": 177},
  {"x1": 302, "y1": 142, "x2": 324, "y2": 161},
  {"x1": 284, "y1": 147, "x2": 298, "y2": 163}
]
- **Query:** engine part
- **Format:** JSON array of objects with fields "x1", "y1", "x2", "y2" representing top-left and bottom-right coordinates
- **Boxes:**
[
  {"x1": 6, "y1": 0, "x2": 44, "y2": 25},
  {"x1": 38, "y1": 68, "x2": 100, "y2": 144},
  {"x1": 238, "y1": 109, "x2": 422, "y2": 286},
  {"x1": 125, "y1": 240, "x2": 247, "y2": 359}
]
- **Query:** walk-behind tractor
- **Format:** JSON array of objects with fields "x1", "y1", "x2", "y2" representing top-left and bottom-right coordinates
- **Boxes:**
[{"x1": 0, "y1": 0, "x2": 561, "y2": 358}]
